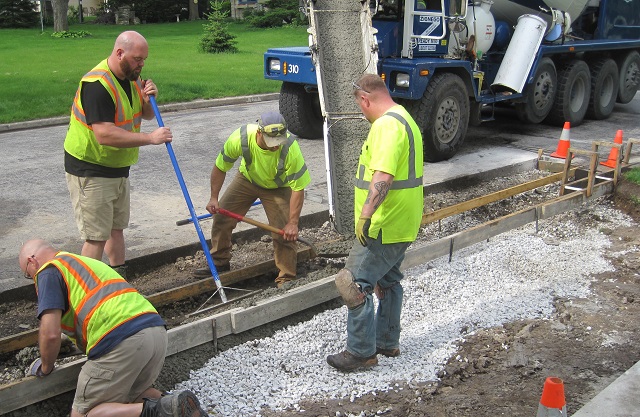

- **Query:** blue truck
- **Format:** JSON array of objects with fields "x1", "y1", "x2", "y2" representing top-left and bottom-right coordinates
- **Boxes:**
[{"x1": 264, "y1": 0, "x2": 640, "y2": 162}]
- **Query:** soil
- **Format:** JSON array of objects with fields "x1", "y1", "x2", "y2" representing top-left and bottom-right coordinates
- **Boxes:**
[{"x1": 2, "y1": 173, "x2": 639, "y2": 417}]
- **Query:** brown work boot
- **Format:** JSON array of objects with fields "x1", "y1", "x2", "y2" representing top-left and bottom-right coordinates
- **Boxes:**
[
  {"x1": 275, "y1": 276, "x2": 295, "y2": 288},
  {"x1": 141, "y1": 390, "x2": 209, "y2": 417},
  {"x1": 376, "y1": 347, "x2": 401, "y2": 357},
  {"x1": 326, "y1": 350, "x2": 378, "y2": 371}
]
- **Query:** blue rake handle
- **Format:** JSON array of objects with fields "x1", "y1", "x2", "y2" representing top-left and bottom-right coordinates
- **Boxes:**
[{"x1": 149, "y1": 96, "x2": 227, "y2": 303}]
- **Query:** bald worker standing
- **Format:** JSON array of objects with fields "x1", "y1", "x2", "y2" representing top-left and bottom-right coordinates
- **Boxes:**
[{"x1": 63, "y1": 31, "x2": 173, "y2": 278}]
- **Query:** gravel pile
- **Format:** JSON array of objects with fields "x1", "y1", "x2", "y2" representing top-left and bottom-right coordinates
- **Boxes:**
[{"x1": 175, "y1": 200, "x2": 634, "y2": 416}]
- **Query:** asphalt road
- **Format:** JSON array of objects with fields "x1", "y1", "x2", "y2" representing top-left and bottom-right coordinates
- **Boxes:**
[{"x1": 1, "y1": 93, "x2": 638, "y2": 296}]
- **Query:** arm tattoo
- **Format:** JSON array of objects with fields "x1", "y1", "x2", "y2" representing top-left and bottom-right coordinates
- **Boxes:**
[{"x1": 371, "y1": 180, "x2": 390, "y2": 209}]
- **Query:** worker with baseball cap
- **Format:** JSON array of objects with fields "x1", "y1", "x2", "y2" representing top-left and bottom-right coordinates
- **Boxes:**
[{"x1": 194, "y1": 111, "x2": 311, "y2": 287}]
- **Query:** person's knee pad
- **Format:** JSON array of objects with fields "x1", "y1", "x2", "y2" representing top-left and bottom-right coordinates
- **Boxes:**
[{"x1": 335, "y1": 269, "x2": 365, "y2": 309}]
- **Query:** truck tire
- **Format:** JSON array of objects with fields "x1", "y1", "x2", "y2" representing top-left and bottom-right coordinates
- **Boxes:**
[
  {"x1": 279, "y1": 82, "x2": 323, "y2": 139},
  {"x1": 515, "y1": 57, "x2": 556, "y2": 124},
  {"x1": 406, "y1": 73, "x2": 469, "y2": 162},
  {"x1": 616, "y1": 51, "x2": 640, "y2": 104},
  {"x1": 545, "y1": 60, "x2": 591, "y2": 127},
  {"x1": 587, "y1": 58, "x2": 619, "y2": 120}
]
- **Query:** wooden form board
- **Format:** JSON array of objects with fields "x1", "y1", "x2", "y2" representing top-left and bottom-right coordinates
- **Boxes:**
[
  {"x1": 0, "y1": 185, "x2": 614, "y2": 414},
  {"x1": 0, "y1": 248, "x2": 313, "y2": 356},
  {"x1": 421, "y1": 170, "x2": 574, "y2": 225}
]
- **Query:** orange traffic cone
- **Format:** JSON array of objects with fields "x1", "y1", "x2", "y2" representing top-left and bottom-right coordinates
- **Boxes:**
[
  {"x1": 551, "y1": 122, "x2": 571, "y2": 159},
  {"x1": 536, "y1": 377, "x2": 567, "y2": 417},
  {"x1": 601, "y1": 129, "x2": 624, "y2": 168}
]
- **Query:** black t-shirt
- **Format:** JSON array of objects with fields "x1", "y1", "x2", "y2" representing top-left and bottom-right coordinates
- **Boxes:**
[{"x1": 64, "y1": 76, "x2": 135, "y2": 178}]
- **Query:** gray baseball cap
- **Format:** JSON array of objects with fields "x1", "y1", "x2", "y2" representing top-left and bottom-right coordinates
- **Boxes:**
[{"x1": 258, "y1": 111, "x2": 290, "y2": 147}]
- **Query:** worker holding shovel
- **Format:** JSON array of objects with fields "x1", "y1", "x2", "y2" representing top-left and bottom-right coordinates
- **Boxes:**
[{"x1": 193, "y1": 112, "x2": 311, "y2": 288}]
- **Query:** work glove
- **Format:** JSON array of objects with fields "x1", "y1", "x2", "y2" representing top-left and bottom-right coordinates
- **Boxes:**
[
  {"x1": 356, "y1": 216, "x2": 371, "y2": 247},
  {"x1": 58, "y1": 333, "x2": 82, "y2": 358},
  {"x1": 26, "y1": 358, "x2": 53, "y2": 377}
]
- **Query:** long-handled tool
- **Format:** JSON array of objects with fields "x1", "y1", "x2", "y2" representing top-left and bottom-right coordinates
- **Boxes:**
[
  {"x1": 218, "y1": 208, "x2": 318, "y2": 257},
  {"x1": 180, "y1": 208, "x2": 319, "y2": 257},
  {"x1": 149, "y1": 96, "x2": 229, "y2": 303},
  {"x1": 175, "y1": 200, "x2": 261, "y2": 226}
]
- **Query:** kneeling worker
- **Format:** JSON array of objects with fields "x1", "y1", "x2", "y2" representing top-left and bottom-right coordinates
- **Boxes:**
[
  {"x1": 194, "y1": 112, "x2": 311, "y2": 287},
  {"x1": 19, "y1": 239, "x2": 208, "y2": 417}
]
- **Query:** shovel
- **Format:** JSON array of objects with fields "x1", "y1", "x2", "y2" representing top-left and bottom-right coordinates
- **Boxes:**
[
  {"x1": 177, "y1": 211, "x2": 352, "y2": 259},
  {"x1": 216, "y1": 208, "x2": 319, "y2": 257}
]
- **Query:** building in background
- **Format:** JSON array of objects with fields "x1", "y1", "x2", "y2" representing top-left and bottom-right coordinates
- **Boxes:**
[{"x1": 230, "y1": 0, "x2": 262, "y2": 19}]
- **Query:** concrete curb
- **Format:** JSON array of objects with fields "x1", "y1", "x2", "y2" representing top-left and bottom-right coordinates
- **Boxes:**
[{"x1": 0, "y1": 93, "x2": 280, "y2": 134}]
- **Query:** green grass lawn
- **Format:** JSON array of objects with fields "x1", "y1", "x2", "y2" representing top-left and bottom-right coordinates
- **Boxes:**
[
  {"x1": 624, "y1": 167, "x2": 640, "y2": 184},
  {"x1": 0, "y1": 21, "x2": 307, "y2": 123}
]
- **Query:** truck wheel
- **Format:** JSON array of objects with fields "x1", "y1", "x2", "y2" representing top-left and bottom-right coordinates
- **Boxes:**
[
  {"x1": 616, "y1": 51, "x2": 640, "y2": 104},
  {"x1": 407, "y1": 73, "x2": 469, "y2": 162},
  {"x1": 545, "y1": 60, "x2": 591, "y2": 127},
  {"x1": 587, "y1": 58, "x2": 619, "y2": 120},
  {"x1": 279, "y1": 82, "x2": 323, "y2": 139},
  {"x1": 515, "y1": 57, "x2": 556, "y2": 124}
]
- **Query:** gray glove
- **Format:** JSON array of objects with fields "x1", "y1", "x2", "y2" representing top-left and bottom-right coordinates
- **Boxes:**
[{"x1": 26, "y1": 358, "x2": 53, "y2": 377}]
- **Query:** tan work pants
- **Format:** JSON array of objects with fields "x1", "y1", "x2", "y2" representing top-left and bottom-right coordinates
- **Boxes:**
[{"x1": 211, "y1": 172, "x2": 297, "y2": 282}]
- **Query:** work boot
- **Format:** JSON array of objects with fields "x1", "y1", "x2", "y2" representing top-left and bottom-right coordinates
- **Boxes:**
[
  {"x1": 376, "y1": 347, "x2": 401, "y2": 357},
  {"x1": 326, "y1": 350, "x2": 377, "y2": 371},
  {"x1": 111, "y1": 264, "x2": 128, "y2": 279},
  {"x1": 141, "y1": 390, "x2": 208, "y2": 417},
  {"x1": 193, "y1": 264, "x2": 230, "y2": 277},
  {"x1": 275, "y1": 276, "x2": 295, "y2": 289}
]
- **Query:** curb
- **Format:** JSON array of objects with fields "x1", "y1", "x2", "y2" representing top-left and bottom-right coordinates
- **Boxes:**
[{"x1": 0, "y1": 93, "x2": 280, "y2": 133}]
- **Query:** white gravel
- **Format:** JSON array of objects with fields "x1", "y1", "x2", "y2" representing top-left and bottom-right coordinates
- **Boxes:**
[{"x1": 175, "y1": 201, "x2": 634, "y2": 416}]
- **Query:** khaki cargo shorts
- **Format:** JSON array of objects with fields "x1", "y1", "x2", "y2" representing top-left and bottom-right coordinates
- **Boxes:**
[
  {"x1": 66, "y1": 173, "x2": 130, "y2": 241},
  {"x1": 72, "y1": 325, "x2": 168, "y2": 414}
]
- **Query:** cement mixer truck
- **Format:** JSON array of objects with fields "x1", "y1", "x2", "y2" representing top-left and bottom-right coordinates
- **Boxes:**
[{"x1": 264, "y1": 0, "x2": 640, "y2": 162}]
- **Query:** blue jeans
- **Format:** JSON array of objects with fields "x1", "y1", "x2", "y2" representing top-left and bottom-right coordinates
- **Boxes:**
[{"x1": 344, "y1": 233, "x2": 410, "y2": 358}]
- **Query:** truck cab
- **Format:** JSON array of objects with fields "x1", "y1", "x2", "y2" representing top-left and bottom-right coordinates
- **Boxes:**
[{"x1": 265, "y1": 0, "x2": 640, "y2": 162}]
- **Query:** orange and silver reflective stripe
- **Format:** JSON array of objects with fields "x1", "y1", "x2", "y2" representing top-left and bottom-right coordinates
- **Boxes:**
[{"x1": 55, "y1": 254, "x2": 137, "y2": 350}]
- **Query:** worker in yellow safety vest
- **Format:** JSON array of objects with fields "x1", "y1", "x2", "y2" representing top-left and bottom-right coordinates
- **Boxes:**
[
  {"x1": 63, "y1": 31, "x2": 173, "y2": 279},
  {"x1": 327, "y1": 74, "x2": 424, "y2": 371},
  {"x1": 193, "y1": 112, "x2": 311, "y2": 288},
  {"x1": 19, "y1": 239, "x2": 208, "y2": 417}
]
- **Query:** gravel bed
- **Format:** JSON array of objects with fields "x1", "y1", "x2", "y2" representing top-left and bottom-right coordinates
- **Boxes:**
[
  {"x1": 4, "y1": 168, "x2": 632, "y2": 417},
  {"x1": 173, "y1": 200, "x2": 633, "y2": 416}
]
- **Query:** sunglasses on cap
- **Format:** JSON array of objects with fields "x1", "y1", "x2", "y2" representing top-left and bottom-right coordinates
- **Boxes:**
[{"x1": 260, "y1": 123, "x2": 287, "y2": 137}]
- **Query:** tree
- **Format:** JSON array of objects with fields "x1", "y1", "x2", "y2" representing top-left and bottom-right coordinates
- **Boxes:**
[
  {"x1": 52, "y1": 0, "x2": 69, "y2": 31},
  {"x1": 199, "y1": 1, "x2": 237, "y2": 53},
  {"x1": 189, "y1": 0, "x2": 199, "y2": 20},
  {"x1": 245, "y1": 0, "x2": 304, "y2": 28},
  {"x1": 0, "y1": 0, "x2": 39, "y2": 28}
]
